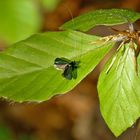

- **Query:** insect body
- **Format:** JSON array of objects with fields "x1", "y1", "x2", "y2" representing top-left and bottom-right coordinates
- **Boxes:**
[{"x1": 54, "y1": 57, "x2": 80, "y2": 80}]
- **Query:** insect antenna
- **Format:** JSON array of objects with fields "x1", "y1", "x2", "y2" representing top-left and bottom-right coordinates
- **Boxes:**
[
  {"x1": 62, "y1": 4, "x2": 75, "y2": 29},
  {"x1": 54, "y1": 5, "x2": 81, "y2": 80},
  {"x1": 63, "y1": 4, "x2": 81, "y2": 67}
]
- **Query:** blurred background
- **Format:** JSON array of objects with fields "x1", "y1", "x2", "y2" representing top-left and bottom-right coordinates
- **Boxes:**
[{"x1": 0, "y1": 0, "x2": 140, "y2": 140}]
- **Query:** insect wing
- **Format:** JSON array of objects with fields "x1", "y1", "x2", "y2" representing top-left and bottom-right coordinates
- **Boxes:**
[
  {"x1": 54, "y1": 57, "x2": 71, "y2": 65},
  {"x1": 72, "y1": 68, "x2": 77, "y2": 79},
  {"x1": 54, "y1": 58, "x2": 80, "y2": 80},
  {"x1": 62, "y1": 65, "x2": 73, "y2": 80},
  {"x1": 75, "y1": 61, "x2": 80, "y2": 68},
  {"x1": 54, "y1": 64, "x2": 68, "y2": 70},
  {"x1": 54, "y1": 58, "x2": 70, "y2": 70}
]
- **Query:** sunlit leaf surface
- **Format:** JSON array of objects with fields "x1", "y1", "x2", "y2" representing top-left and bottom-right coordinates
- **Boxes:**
[
  {"x1": 98, "y1": 44, "x2": 140, "y2": 136},
  {"x1": 61, "y1": 9, "x2": 140, "y2": 31},
  {"x1": 0, "y1": 30, "x2": 114, "y2": 102}
]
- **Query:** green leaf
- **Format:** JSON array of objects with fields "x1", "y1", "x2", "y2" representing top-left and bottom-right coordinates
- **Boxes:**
[
  {"x1": 60, "y1": 9, "x2": 140, "y2": 32},
  {"x1": 0, "y1": 0, "x2": 41, "y2": 44},
  {"x1": 0, "y1": 30, "x2": 114, "y2": 102},
  {"x1": 98, "y1": 43, "x2": 140, "y2": 136}
]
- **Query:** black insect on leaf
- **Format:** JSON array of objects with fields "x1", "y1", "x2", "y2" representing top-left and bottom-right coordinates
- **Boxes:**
[{"x1": 54, "y1": 57, "x2": 80, "y2": 80}]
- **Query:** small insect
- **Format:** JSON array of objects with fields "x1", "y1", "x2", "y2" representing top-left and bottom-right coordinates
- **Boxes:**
[{"x1": 54, "y1": 57, "x2": 80, "y2": 80}]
